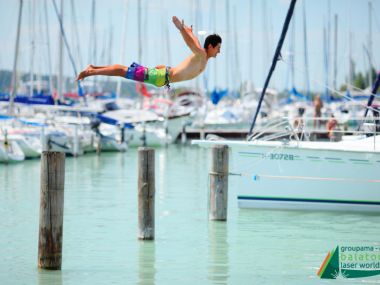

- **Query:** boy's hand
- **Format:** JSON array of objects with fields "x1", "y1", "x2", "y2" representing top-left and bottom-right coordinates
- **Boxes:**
[
  {"x1": 172, "y1": 16, "x2": 193, "y2": 32},
  {"x1": 172, "y1": 16, "x2": 183, "y2": 30}
]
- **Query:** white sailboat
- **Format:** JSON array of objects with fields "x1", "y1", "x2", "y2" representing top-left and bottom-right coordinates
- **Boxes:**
[
  {"x1": 3, "y1": 130, "x2": 42, "y2": 158},
  {"x1": 99, "y1": 107, "x2": 190, "y2": 147},
  {"x1": 0, "y1": 116, "x2": 42, "y2": 159},
  {"x1": 0, "y1": 130, "x2": 25, "y2": 163},
  {"x1": 195, "y1": 130, "x2": 380, "y2": 212},
  {"x1": 194, "y1": 0, "x2": 380, "y2": 213}
]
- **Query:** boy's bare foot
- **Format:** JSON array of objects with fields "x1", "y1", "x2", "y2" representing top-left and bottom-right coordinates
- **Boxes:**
[{"x1": 76, "y1": 65, "x2": 92, "y2": 81}]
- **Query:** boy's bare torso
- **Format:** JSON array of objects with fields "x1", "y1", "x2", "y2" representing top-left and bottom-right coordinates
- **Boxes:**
[{"x1": 169, "y1": 52, "x2": 207, "y2": 83}]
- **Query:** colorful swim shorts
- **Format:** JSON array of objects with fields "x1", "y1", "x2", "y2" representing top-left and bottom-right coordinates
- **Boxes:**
[{"x1": 125, "y1": 62, "x2": 170, "y2": 87}]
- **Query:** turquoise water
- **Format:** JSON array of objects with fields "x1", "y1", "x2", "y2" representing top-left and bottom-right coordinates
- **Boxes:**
[{"x1": 1, "y1": 145, "x2": 379, "y2": 284}]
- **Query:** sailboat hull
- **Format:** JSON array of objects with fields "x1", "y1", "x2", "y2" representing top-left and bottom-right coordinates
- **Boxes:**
[{"x1": 195, "y1": 137, "x2": 380, "y2": 212}]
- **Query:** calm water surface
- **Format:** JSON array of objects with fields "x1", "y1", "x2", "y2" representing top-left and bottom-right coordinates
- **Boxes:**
[{"x1": 0, "y1": 145, "x2": 379, "y2": 284}]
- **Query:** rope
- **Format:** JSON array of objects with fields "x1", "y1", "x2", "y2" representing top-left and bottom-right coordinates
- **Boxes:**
[
  {"x1": 209, "y1": 171, "x2": 228, "y2": 177},
  {"x1": 232, "y1": 173, "x2": 380, "y2": 184},
  {"x1": 280, "y1": 57, "x2": 380, "y2": 115},
  {"x1": 345, "y1": 83, "x2": 380, "y2": 99}
]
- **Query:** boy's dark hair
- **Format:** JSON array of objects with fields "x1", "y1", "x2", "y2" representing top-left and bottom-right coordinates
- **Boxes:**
[{"x1": 203, "y1": 34, "x2": 222, "y2": 49}]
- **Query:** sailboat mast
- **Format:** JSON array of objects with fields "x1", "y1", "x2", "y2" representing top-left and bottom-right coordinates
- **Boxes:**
[
  {"x1": 58, "y1": 0, "x2": 64, "y2": 102},
  {"x1": 195, "y1": 0, "x2": 201, "y2": 90},
  {"x1": 225, "y1": 0, "x2": 230, "y2": 90},
  {"x1": 138, "y1": 0, "x2": 142, "y2": 63},
  {"x1": 333, "y1": 14, "x2": 338, "y2": 92},
  {"x1": 368, "y1": 1, "x2": 373, "y2": 87},
  {"x1": 262, "y1": 0, "x2": 268, "y2": 83},
  {"x1": 303, "y1": 1, "x2": 310, "y2": 97},
  {"x1": 348, "y1": 29, "x2": 353, "y2": 89},
  {"x1": 8, "y1": 0, "x2": 23, "y2": 115},
  {"x1": 44, "y1": 0, "x2": 54, "y2": 97},
  {"x1": 88, "y1": 0, "x2": 97, "y2": 93},
  {"x1": 29, "y1": 0, "x2": 36, "y2": 97},
  {"x1": 164, "y1": 15, "x2": 172, "y2": 67},
  {"x1": 212, "y1": 0, "x2": 217, "y2": 86},
  {"x1": 323, "y1": 13, "x2": 332, "y2": 101},
  {"x1": 290, "y1": 14, "x2": 295, "y2": 88},
  {"x1": 70, "y1": 0, "x2": 83, "y2": 71},
  {"x1": 116, "y1": 0, "x2": 128, "y2": 99},
  {"x1": 107, "y1": 21, "x2": 113, "y2": 85},
  {"x1": 233, "y1": 6, "x2": 241, "y2": 91},
  {"x1": 326, "y1": 0, "x2": 331, "y2": 92},
  {"x1": 249, "y1": 0, "x2": 253, "y2": 79}
]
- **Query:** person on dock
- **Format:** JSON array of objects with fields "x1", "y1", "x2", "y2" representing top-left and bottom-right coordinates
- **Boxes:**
[
  {"x1": 326, "y1": 113, "x2": 340, "y2": 141},
  {"x1": 76, "y1": 16, "x2": 222, "y2": 89},
  {"x1": 313, "y1": 95, "x2": 323, "y2": 129}
]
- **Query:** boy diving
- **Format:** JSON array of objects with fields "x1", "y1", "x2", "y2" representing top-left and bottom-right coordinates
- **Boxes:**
[{"x1": 76, "y1": 16, "x2": 222, "y2": 88}]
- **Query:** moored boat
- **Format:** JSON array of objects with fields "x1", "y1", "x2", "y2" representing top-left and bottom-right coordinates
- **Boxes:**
[{"x1": 194, "y1": 134, "x2": 380, "y2": 212}]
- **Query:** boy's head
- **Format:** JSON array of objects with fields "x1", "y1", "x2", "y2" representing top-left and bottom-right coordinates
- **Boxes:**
[
  {"x1": 204, "y1": 34, "x2": 222, "y2": 58},
  {"x1": 204, "y1": 34, "x2": 222, "y2": 49}
]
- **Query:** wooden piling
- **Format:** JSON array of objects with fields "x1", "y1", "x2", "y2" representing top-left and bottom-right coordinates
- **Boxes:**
[
  {"x1": 38, "y1": 151, "x2": 65, "y2": 270},
  {"x1": 181, "y1": 125, "x2": 187, "y2": 144},
  {"x1": 209, "y1": 145, "x2": 229, "y2": 221},
  {"x1": 138, "y1": 147, "x2": 155, "y2": 240}
]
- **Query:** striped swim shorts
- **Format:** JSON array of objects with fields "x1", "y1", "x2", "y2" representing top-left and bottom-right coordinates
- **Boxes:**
[{"x1": 125, "y1": 62, "x2": 170, "y2": 87}]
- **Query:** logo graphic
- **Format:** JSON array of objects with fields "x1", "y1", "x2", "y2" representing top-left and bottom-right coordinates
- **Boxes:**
[{"x1": 318, "y1": 245, "x2": 380, "y2": 279}]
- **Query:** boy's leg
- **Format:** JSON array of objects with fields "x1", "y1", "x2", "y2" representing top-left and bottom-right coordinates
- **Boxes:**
[
  {"x1": 88, "y1": 65, "x2": 107, "y2": 69},
  {"x1": 76, "y1": 64, "x2": 128, "y2": 80},
  {"x1": 89, "y1": 64, "x2": 124, "y2": 69}
]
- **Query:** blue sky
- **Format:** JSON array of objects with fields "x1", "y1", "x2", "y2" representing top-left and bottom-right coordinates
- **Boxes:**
[{"x1": 0, "y1": 0, "x2": 379, "y2": 93}]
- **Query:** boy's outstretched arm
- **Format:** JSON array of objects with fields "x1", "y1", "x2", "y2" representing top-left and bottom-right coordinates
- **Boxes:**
[{"x1": 172, "y1": 16, "x2": 204, "y2": 55}]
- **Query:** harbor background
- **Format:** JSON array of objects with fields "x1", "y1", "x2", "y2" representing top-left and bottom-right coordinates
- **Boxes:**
[
  {"x1": 0, "y1": 0, "x2": 380, "y2": 283},
  {"x1": 1, "y1": 145, "x2": 379, "y2": 284},
  {"x1": 0, "y1": 0, "x2": 379, "y2": 94}
]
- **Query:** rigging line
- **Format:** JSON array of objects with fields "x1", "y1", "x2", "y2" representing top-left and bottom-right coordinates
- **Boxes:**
[
  {"x1": 279, "y1": 58, "x2": 380, "y2": 114},
  {"x1": 282, "y1": 55, "x2": 380, "y2": 101},
  {"x1": 248, "y1": 0, "x2": 298, "y2": 136},
  {"x1": 70, "y1": 0, "x2": 83, "y2": 70},
  {"x1": 373, "y1": 7, "x2": 380, "y2": 33},
  {"x1": 345, "y1": 83, "x2": 380, "y2": 99},
  {"x1": 51, "y1": 0, "x2": 78, "y2": 76},
  {"x1": 240, "y1": 173, "x2": 380, "y2": 184}
]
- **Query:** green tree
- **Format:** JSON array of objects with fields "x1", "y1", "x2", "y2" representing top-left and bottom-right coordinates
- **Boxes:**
[
  {"x1": 365, "y1": 67, "x2": 377, "y2": 87},
  {"x1": 353, "y1": 72, "x2": 366, "y2": 89}
]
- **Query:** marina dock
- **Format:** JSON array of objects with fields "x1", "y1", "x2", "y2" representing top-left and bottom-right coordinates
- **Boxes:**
[{"x1": 182, "y1": 128, "x2": 343, "y2": 140}]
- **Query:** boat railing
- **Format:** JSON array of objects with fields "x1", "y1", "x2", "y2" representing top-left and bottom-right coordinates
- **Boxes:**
[
  {"x1": 248, "y1": 116, "x2": 379, "y2": 145},
  {"x1": 247, "y1": 117, "x2": 299, "y2": 142}
]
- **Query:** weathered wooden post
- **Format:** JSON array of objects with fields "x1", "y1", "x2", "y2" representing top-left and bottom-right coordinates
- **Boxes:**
[
  {"x1": 181, "y1": 124, "x2": 187, "y2": 144},
  {"x1": 38, "y1": 151, "x2": 65, "y2": 270},
  {"x1": 209, "y1": 145, "x2": 229, "y2": 221},
  {"x1": 138, "y1": 147, "x2": 155, "y2": 240}
]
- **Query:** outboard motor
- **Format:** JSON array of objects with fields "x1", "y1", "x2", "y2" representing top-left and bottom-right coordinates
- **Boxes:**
[
  {"x1": 90, "y1": 118, "x2": 102, "y2": 135},
  {"x1": 104, "y1": 101, "x2": 119, "y2": 111}
]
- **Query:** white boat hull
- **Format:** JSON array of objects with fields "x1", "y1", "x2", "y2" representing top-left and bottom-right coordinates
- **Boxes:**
[
  {"x1": 9, "y1": 135, "x2": 41, "y2": 158},
  {"x1": 99, "y1": 136, "x2": 127, "y2": 152},
  {"x1": 195, "y1": 137, "x2": 380, "y2": 212},
  {"x1": 126, "y1": 115, "x2": 189, "y2": 147},
  {"x1": 0, "y1": 141, "x2": 25, "y2": 163}
]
